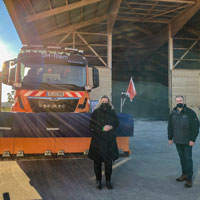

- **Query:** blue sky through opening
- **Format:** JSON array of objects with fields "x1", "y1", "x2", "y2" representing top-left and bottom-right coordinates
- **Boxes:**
[{"x1": 0, "y1": 1, "x2": 22, "y2": 102}]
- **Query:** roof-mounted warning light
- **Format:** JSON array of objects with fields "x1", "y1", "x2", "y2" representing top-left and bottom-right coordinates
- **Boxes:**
[
  {"x1": 22, "y1": 44, "x2": 43, "y2": 49},
  {"x1": 64, "y1": 47, "x2": 84, "y2": 54},
  {"x1": 79, "y1": 50, "x2": 84, "y2": 54},
  {"x1": 21, "y1": 44, "x2": 84, "y2": 54},
  {"x1": 47, "y1": 46, "x2": 61, "y2": 50},
  {"x1": 65, "y1": 47, "x2": 79, "y2": 52}
]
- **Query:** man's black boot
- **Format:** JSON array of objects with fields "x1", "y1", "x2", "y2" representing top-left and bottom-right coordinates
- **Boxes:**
[
  {"x1": 184, "y1": 180, "x2": 192, "y2": 188},
  {"x1": 96, "y1": 180, "x2": 102, "y2": 190},
  {"x1": 106, "y1": 181, "x2": 113, "y2": 189},
  {"x1": 176, "y1": 175, "x2": 187, "y2": 182}
]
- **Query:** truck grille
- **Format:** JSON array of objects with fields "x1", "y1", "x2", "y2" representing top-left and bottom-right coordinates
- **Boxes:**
[{"x1": 28, "y1": 98, "x2": 79, "y2": 112}]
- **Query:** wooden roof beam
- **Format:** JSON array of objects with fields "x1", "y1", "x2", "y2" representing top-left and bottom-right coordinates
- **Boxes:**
[
  {"x1": 77, "y1": 33, "x2": 107, "y2": 66},
  {"x1": 184, "y1": 25, "x2": 200, "y2": 37},
  {"x1": 146, "y1": 4, "x2": 190, "y2": 20},
  {"x1": 119, "y1": 11, "x2": 176, "y2": 18},
  {"x1": 132, "y1": 0, "x2": 200, "y2": 66},
  {"x1": 174, "y1": 38, "x2": 199, "y2": 67},
  {"x1": 4, "y1": 0, "x2": 27, "y2": 43},
  {"x1": 47, "y1": 31, "x2": 108, "y2": 36},
  {"x1": 120, "y1": 6, "x2": 180, "y2": 13},
  {"x1": 48, "y1": 0, "x2": 58, "y2": 29},
  {"x1": 19, "y1": 0, "x2": 34, "y2": 15},
  {"x1": 127, "y1": 2, "x2": 182, "y2": 7},
  {"x1": 142, "y1": 2, "x2": 159, "y2": 19},
  {"x1": 124, "y1": 0, "x2": 141, "y2": 19},
  {"x1": 139, "y1": 0, "x2": 195, "y2": 4},
  {"x1": 65, "y1": 0, "x2": 70, "y2": 25},
  {"x1": 170, "y1": 1, "x2": 200, "y2": 36},
  {"x1": 117, "y1": 17, "x2": 169, "y2": 23},
  {"x1": 58, "y1": 33, "x2": 72, "y2": 44},
  {"x1": 40, "y1": 15, "x2": 107, "y2": 40},
  {"x1": 25, "y1": 0, "x2": 103, "y2": 23},
  {"x1": 107, "y1": 0, "x2": 122, "y2": 34}
]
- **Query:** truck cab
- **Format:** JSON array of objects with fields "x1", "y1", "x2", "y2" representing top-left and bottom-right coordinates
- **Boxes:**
[{"x1": 2, "y1": 45, "x2": 99, "y2": 113}]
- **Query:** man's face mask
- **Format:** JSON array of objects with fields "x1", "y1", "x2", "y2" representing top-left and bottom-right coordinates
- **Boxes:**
[
  {"x1": 177, "y1": 103, "x2": 184, "y2": 108},
  {"x1": 100, "y1": 103, "x2": 111, "y2": 110}
]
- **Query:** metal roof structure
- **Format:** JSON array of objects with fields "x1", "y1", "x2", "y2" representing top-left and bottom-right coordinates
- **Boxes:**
[{"x1": 4, "y1": 0, "x2": 200, "y2": 84}]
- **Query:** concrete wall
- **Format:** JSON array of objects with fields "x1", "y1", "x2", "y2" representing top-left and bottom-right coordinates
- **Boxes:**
[
  {"x1": 88, "y1": 67, "x2": 112, "y2": 101},
  {"x1": 172, "y1": 69, "x2": 200, "y2": 117}
]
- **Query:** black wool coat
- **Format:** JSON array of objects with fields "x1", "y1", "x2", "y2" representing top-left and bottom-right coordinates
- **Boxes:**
[{"x1": 88, "y1": 106, "x2": 119, "y2": 162}]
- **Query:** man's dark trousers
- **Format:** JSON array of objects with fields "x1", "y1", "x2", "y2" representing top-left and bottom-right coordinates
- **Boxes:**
[{"x1": 176, "y1": 144, "x2": 193, "y2": 180}]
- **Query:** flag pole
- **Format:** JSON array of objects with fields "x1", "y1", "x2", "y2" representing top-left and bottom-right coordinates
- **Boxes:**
[{"x1": 120, "y1": 92, "x2": 126, "y2": 113}]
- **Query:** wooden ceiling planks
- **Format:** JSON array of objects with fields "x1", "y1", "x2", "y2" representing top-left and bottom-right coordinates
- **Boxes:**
[{"x1": 3, "y1": 0, "x2": 200, "y2": 84}]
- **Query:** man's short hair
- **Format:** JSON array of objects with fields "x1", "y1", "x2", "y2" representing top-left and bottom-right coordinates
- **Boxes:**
[{"x1": 175, "y1": 95, "x2": 184, "y2": 101}]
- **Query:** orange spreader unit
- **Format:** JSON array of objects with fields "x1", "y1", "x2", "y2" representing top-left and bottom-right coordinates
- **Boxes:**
[
  {"x1": 0, "y1": 112, "x2": 133, "y2": 157},
  {"x1": 0, "y1": 137, "x2": 130, "y2": 155}
]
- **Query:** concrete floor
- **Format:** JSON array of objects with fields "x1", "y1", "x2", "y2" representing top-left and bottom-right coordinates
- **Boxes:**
[{"x1": 1, "y1": 120, "x2": 200, "y2": 200}]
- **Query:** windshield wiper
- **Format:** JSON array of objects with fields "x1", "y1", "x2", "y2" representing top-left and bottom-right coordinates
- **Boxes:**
[
  {"x1": 23, "y1": 82, "x2": 83, "y2": 90},
  {"x1": 55, "y1": 84, "x2": 82, "y2": 89},
  {"x1": 23, "y1": 82, "x2": 53, "y2": 86}
]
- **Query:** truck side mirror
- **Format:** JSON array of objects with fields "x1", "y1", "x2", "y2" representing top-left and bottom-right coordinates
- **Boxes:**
[
  {"x1": 9, "y1": 67, "x2": 16, "y2": 85},
  {"x1": 92, "y1": 67, "x2": 99, "y2": 88},
  {"x1": 2, "y1": 60, "x2": 16, "y2": 86},
  {"x1": 2, "y1": 61, "x2": 10, "y2": 84}
]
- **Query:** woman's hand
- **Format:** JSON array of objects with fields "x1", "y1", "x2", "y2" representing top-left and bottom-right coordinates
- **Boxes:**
[
  {"x1": 103, "y1": 125, "x2": 113, "y2": 132},
  {"x1": 189, "y1": 141, "x2": 195, "y2": 146},
  {"x1": 169, "y1": 140, "x2": 173, "y2": 145}
]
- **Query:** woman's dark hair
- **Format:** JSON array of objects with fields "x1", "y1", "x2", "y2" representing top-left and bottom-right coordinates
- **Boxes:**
[
  {"x1": 100, "y1": 95, "x2": 110, "y2": 104},
  {"x1": 94, "y1": 95, "x2": 113, "y2": 110}
]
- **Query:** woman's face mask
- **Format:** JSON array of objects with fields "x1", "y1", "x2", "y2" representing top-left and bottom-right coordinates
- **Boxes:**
[{"x1": 100, "y1": 103, "x2": 110, "y2": 111}]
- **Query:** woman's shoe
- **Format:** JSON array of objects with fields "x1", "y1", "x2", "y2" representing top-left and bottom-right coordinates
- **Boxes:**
[{"x1": 106, "y1": 181, "x2": 113, "y2": 189}]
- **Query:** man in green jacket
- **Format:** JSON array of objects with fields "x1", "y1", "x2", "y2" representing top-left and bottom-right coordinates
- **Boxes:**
[{"x1": 168, "y1": 96, "x2": 199, "y2": 188}]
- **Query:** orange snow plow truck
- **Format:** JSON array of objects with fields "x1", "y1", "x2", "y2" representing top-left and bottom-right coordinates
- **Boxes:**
[{"x1": 0, "y1": 45, "x2": 133, "y2": 158}]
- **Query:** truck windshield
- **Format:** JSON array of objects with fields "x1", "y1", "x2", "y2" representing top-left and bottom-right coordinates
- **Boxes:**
[{"x1": 20, "y1": 62, "x2": 86, "y2": 87}]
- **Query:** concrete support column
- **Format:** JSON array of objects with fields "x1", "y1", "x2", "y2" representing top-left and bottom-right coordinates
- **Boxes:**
[
  {"x1": 168, "y1": 24, "x2": 173, "y2": 111},
  {"x1": 73, "y1": 33, "x2": 75, "y2": 48},
  {"x1": 107, "y1": 21, "x2": 112, "y2": 101},
  {"x1": 107, "y1": 33, "x2": 112, "y2": 70}
]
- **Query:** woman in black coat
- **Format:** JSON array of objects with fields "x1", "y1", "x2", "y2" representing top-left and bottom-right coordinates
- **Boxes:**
[{"x1": 88, "y1": 95, "x2": 119, "y2": 190}]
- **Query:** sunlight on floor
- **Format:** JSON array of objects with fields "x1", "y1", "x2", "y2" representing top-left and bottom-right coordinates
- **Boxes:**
[
  {"x1": 193, "y1": 168, "x2": 200, "y2": 186},
  {"x1": 0, "y1": 161, "x2": 42, "y2": 200},
  {"x1": 90, "y1": 157, "x2": 131, "y2": 181}
]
